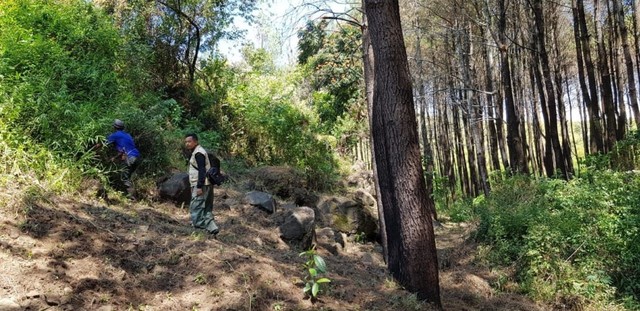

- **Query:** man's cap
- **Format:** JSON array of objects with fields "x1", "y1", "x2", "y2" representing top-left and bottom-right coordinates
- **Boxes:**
[{"x1": 113, "y1": 119, "x2": 125, "y2": 129}]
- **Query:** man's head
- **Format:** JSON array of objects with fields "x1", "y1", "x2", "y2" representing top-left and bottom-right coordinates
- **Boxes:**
[
  {"x1": 184, "y1": 133, "x2": 199, "y2": 151},
  {"x1": 113, "y1": 119, "x2": 125, "y2": 130}
]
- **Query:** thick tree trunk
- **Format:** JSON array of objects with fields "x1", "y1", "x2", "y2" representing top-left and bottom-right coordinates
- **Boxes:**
[
  {"x1": 530, "y1": 0, "x2": 567, "y2": 178},
  {"x1": 360, "y1": 0, "x2": 387, "y2": 264},
  {"x1": 499, "y1": 0, "x2": 527, "y2": 174},
  {"x1": 364, "y1": 0, "x2": 441, "y2": 306}
]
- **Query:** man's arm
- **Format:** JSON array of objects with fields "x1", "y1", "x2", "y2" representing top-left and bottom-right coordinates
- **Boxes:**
[{"x1": 194, "y1": 153, "x2": 207, "y2": 189}]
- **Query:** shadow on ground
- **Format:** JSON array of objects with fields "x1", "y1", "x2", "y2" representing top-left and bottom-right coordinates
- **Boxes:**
[{"x1": 0, "y1": 190, "x2": 545, "y2": 310}]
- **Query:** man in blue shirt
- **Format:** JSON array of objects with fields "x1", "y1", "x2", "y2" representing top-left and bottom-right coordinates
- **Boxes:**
[{"x1": 97, "y1": 119, "x2": 141, "y2": 198}]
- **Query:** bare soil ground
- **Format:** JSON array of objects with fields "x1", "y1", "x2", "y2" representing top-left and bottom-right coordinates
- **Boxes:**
[{"x1": 0, "y1": 179, "x2": 547, "y2": 311}]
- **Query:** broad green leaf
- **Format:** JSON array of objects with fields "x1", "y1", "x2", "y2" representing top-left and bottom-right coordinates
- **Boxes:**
[
  {"x1": 314, "y1": 255, "x2": 327, "y2": 273},
  {"x1": 312, "y1": 282, "x2": 319, "y2": 297},
  {"x1": 316, "y1": 278, "x2": 331, "y2": 283}
]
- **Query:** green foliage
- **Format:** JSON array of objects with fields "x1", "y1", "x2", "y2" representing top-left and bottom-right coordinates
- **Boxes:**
[
  {"x1": 0, "y1": 0, "x2": 122, "y2": 189},
  {"x1": 98, "y1": 108, "x2": 182, "y2": 176},
  {"x1": 297, "y1": 20, "x2": 327, "y2": 65},
  {"x1": 447, "y1": 197, "x2": 477, "y2": 222},
  {"x1": 297, "y1": 20, "x2": 366, "y2": 160},
  {"x1": 0, "y1": 130, "x2": 84, "y2": 192},
  {"x1": 353, "y1": 231, "x2": 367, "y2": 244},
  {"x1": 99, "y1": 0, "x2": 257, "y2": 90},
  {"x1": 583, "y1": 130, "x2": 640, "y2": 171},
  {"x1": 302, "y1": 22, "x2": 364, "y2": 127},
  {"x1": 432, "y1": 174, "x2": 478, "y2": 222},
  {"x1": 0, "y1": 0, "x2": 121, "y2": 153},
  {"x1": 476, "y1": 172, "x2": 640, "y2": 308},
  {"x1": 0, "y1": 0, "x2": 186, "y2": 192},
  {"x1": 224, "y1": 66, "x2": 339, "y2": 190},
  {"x1": 299, "y1": 247, "x2": 331, "y2": 300},
  {"x1": 241, "y1": 44, "x2": 275, "y2": 73}
]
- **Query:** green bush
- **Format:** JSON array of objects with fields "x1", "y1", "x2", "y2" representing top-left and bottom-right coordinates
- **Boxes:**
[
  {"x1": 0, "y1": 0, "x2": 185, "y2": 191},
  {"x1": 476, "y1": 172, "x2": 640, "y2": 308},
  {"x1": 0, "y1": 0, "x2": 121, "y2": 153},
  {"x1": 224, "y1": 70, "x2": 339, "y2": 191}
]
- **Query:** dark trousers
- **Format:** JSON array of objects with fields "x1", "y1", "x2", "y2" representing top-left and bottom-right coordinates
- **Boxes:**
[
  {"x1": 122, "y1": 156, "x2": 140, "y2": 188},
  {"x1": 121, "y1": 156, "x2": 140, "y2": 198},
  {"x1": 189, "y1": 185, "x2": 219, "y2": 233}
]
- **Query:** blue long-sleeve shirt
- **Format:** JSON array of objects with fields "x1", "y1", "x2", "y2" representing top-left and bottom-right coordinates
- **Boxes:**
[{"x1": 106, "y1": 130, "x2": 140, "y2": 157}]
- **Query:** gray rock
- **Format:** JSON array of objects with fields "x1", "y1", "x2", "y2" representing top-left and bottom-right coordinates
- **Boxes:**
[
  {"x1": 245, "y1": 191, "x2": 276, "y2": 213},
  {"x1": 317, "y1": 196, "x2": 378, "y2": 239},
  {"x1": 353, "y1": 189, "x2": 376, "y2": 208},
  {"x1": 156, "y1": 173, "x2": 191, "y2": 205},
  {"x1": 279, "y1": 207, "x2": 315, "y2": 249},
  {"x1": 315, "y1": 227, "x2": 344, "y2": 255}
]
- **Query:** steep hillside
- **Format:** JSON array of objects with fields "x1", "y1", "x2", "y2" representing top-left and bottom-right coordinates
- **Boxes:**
[{"x1": 0, "y1": 172, "x2": 545, "y2": 311}]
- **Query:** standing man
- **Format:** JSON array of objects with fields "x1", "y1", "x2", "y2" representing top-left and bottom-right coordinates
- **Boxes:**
[
  {"x1": 184, "y1": 133, "x2": 219, "y2": 236},
  {"x1": 96, "y1": 119, "x2": 141, "y2": 198}
]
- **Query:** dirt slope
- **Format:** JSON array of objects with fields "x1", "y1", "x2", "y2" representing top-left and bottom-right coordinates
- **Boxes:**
[{"x1": 0, "y1": 181, "x2": 546, "y2": 311}]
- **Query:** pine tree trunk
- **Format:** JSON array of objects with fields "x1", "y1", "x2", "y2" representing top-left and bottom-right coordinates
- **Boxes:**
[
  {"x1": 576, "y1": 0, "x2": 605, "y2": 153},
  {"x1": 610, "y1": 10, "x2": 628, "y2": 141},
  {"x1": 551, "y1": 18, "x2": 574, "y2": 176},
  {"x1": 413, "y1": 29, "x2": 438, "y2": 221},
  {"x1": 612, "y1": 0, "x2": 640, "y2": 128},
  {"x1": 632, "y1": 0, "x2": 640, "y2": 90},
  {"x1": 499, "y1": 0, "x2": 528, "y2": 174},
  {"x1": 364, "y1": 0, "x2": 441, "y2": 306},
  {"x1": 530, "y1": 0, "x2": 567, "y2": 178},
  {"x1": 595, "y1": 0, "x2": 618, "y2": 152},
  {"x1": 529, "y1": 62, "x2": 546, "y2": 176},
  {"x1": 480, "y1": 23, "x2": 502, "y2": 171},
  {"x1": 360, "y1": 0, "x2": 387, "y2": 263},
  {"x1": 571, "y1": 1, "x2": 593, "y2": 155}
]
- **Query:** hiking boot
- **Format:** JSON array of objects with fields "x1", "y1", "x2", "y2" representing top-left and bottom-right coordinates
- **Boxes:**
[{"x1": 210, "y1": 229, "x2": 219, "y2": 237}]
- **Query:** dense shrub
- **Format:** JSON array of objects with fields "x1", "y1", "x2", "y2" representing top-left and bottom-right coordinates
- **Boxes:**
[
  {"x1": 0, "y1": 0, "x2": 184, "y2": 188},
  {"x1": 0, "y1": 0, "x2": 121, "y2": 152},
  {"x1": 476, "y1": 172, "x2": 640, "y2": 309},
  {"x1": 224, "y1": 69, "x2": 339, "y2": 190}
]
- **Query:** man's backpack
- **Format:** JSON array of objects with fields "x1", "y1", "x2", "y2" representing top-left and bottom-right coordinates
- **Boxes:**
[
  {"x1": 193, "y1": 151, "x2": 228, "y2": 186},
  {"x1": 206, "y1": 166, "x2": 227, "y2": 186},
  {"x1": 205, "y1": 151, "x2": 228, "y2": 186}
]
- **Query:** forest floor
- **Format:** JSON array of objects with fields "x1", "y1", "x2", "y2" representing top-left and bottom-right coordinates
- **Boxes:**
[{"x1": 0, "y1": 172, "x2": 548, "y2": 311}]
